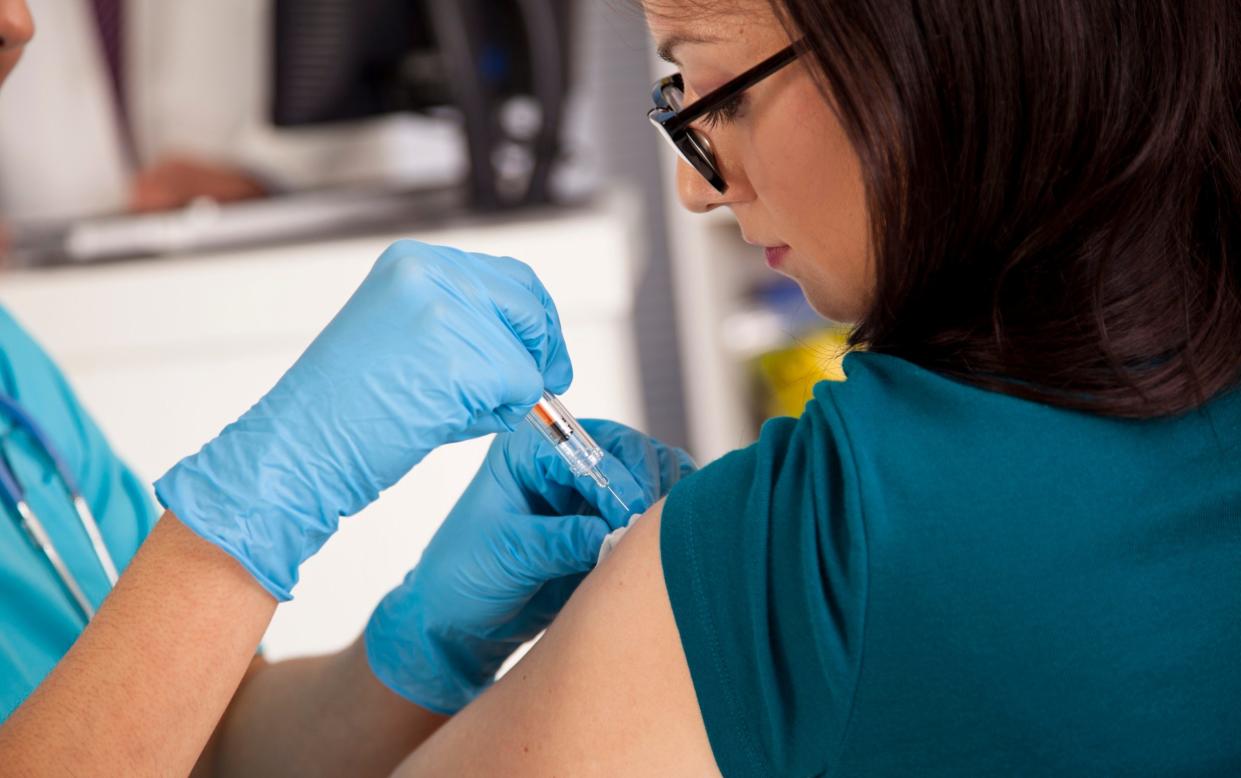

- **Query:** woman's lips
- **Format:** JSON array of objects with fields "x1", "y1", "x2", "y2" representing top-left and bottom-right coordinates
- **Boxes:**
[{"x1": 764, "y1": 245, "x2": 790, "y2": 268}]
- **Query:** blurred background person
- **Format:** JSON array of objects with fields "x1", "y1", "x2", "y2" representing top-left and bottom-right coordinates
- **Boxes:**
[{"x1": 0, "y1": 0, "x2": 465, "y2": 224}]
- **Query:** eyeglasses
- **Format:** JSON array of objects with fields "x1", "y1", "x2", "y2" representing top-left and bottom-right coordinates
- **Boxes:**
[{"x1": 648, "y1": 45, "x2": 800, "y2": 194}]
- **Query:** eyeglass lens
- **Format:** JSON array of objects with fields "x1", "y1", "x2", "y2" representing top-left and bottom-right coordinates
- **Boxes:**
[{"x1": 661, "y1": 81, "x2": 720, "y2": 180}]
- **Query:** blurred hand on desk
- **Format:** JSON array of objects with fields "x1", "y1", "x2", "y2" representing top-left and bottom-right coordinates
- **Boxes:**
[
  {"x1": 0, "y1": 156, "x2": 268, "y2": 260},
  {"x1": 128, "y1": 154, "x2": 269, "y2": 213}
]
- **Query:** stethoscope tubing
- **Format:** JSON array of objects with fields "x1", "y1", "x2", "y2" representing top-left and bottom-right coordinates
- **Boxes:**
[
  {"x1": 13, "y1": 497, "x2": 96, "y2": 620},
  {"x1": 0, "y1": 391, "x2": 118, "y2": 622}
]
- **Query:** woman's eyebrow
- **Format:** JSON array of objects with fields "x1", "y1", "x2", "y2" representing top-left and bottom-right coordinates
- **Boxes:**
[{"x1": 655, "y1": 33, "x2": 719, "y2": 65}]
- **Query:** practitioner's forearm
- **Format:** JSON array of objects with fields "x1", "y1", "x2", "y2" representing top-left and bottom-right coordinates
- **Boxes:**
[{"x1": 0, "y1": 512, "x2": 276, "y2": 775}]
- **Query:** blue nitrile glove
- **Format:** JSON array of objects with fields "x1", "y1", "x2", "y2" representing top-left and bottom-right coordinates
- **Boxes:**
[
  {"x1": 364, "y1": 419, "x2": 696, "y2": 714},
  {"x1": 155, "y1": 240, "x2": 573, "y2": 600}
]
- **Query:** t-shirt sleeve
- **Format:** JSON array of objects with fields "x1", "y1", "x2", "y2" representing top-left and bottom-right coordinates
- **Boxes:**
[{"x1": 660, "y1": 394, "x2": 869, "y2": 778}]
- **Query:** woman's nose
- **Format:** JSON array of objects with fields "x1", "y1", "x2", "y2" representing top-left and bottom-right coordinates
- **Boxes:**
[
  {"x1": 0, "y1": 0, "x2": 34, "y2": 50},
  {"x1": 675, "y1": 156, "x2": 752, "y2": 214}
]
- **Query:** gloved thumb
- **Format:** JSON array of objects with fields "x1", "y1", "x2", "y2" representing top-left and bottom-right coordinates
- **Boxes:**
[
  {"x1": 510, "y1": 513, "x2": 611, "y2": 581},
  {"x1": 486, "y1": 351, "x2": 545, "y2": 432}
]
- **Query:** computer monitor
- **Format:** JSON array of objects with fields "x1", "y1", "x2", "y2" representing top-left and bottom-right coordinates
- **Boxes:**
[{"x1": 272, "y1": 0, "x2": 574, "y2": 209}]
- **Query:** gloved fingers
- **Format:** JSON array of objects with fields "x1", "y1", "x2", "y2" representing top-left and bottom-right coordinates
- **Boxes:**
[
  {"x1": 501, "y1": 513, "x2": 611, "y2": 582},
  {"x1": 471, "y1": 253, "x2": 574, "y2": 395},
  {"x1": 465, "y1": 413, "x2": 519, "y2": 439},
  {"x1": 581, "y1": 418, "x2": 696, "y2": 507},
  {"x1": 485, "y1": 422, "x2": 595, "y2": 517},
  {"x1": 590, "y1": 453, "x2": 652, "y2": 529},
  {"x1": 500, "y1": 573, "x2": 590, "y2": 641},
  {"x1": 371, "y1": 240, "x2": 568, "y2": 417},
  {"x1": 513, "y1": 440, "x2": 648, "y2": 531},
  {"x1": 488, "y1": 418, "x2": 686, "y2": 529},
  {"x1": 656, "y1": 439, "x2": 699, "y2": 484},
  {"x1": 581, "y1": 419, "x2": 694, "y2": 478},
  {"x1": 492, "y1": 404, "x2": 532, "y2": 432},
  {"x1": 491, "y1": 424, "x2": 554, "y2": 496},
  {"x1": 454, "y1": 325, "x2": 548, "y2": 436},
  {"x1": 488, "y1": 346, "x2": 546, "y2": 432},
  {"x1": 483, "y1": 418, "x2": 691, "y2": 531},
  {"x1": 494, "y1": 421, "x2": 644, "y2": 529}
]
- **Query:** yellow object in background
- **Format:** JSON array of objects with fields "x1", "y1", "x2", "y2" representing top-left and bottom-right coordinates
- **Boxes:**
[{"x1": 754, "y1": 326, "x2": 852, "y2": 419}]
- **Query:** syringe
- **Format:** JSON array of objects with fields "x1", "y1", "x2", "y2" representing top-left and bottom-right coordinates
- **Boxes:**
[{"x1": 526, "y1": 391, "x2": 630, "y2": 513}]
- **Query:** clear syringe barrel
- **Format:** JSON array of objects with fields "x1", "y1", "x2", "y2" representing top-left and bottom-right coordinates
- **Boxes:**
[{"x1": 526, "y1": 392, "x2": 608, "y2": 487}]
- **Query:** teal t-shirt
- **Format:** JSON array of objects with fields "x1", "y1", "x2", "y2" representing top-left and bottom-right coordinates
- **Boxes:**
[
  {"x1": 0, "y1": 307, "x2": 157, "y2": 719},
  {"x1": 662, "y1": 352, "x2": 1241, "y2": 776}
]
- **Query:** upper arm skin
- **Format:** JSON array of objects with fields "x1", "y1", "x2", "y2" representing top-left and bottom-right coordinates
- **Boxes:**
[
  {"x1": 190, "y1": 654, "x2": 269, "y2": 778},
  {"x1": 391, "y1": 500, "x2": 721, "y2": 776}
]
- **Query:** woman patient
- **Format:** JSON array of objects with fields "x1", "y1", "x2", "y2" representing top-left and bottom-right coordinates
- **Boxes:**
[{"x1": 389, "y1": 0, "x2": 1241, "y2": 774}]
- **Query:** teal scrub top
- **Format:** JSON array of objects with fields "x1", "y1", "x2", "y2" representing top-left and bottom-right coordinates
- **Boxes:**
[
  {"x1": 0, "y1": 307, "x2": 156, "y2": 720},
  {"x1": 661, "y1": 352, "x2": 1241, "y2": 776}
]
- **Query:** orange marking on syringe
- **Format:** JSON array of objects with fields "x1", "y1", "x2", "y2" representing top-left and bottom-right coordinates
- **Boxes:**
[{"x1": 532, "y1": 402, "x2": 556, "y2": 427}]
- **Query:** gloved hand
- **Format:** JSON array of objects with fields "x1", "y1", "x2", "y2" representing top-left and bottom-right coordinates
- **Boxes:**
[
  {"x1": 364, "y1": 419, "x2": 695, "y2": 714},
  {"x1": 155, "y1": 240, "x2": 573, "y2": 600}
]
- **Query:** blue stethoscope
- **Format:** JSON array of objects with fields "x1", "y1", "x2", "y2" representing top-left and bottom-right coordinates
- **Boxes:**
[{"x1": 0, "y1": 391, "x2": 118, "y2": 623}]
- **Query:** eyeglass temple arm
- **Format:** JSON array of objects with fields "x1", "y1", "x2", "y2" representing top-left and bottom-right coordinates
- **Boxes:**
[{"x1": 663, "y1": 44, "x2": 801, "y2": 133}]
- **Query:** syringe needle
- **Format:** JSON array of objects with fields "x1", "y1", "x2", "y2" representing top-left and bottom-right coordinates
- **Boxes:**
[{"x1": 605, "y1": 483, "x2": 630, "y2": 514}]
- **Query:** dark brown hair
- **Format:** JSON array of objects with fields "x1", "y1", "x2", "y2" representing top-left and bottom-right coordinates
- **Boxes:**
[{"x1": 772, "y1": 0, "x2": 1241, "y2": 417}]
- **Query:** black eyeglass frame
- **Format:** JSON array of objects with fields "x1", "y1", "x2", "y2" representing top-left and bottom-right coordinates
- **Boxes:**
[{"x1": 648, "y1": 44, "x2": 800, "y2": 194}]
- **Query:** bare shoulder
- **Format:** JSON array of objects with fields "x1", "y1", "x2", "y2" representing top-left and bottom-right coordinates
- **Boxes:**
[{"x1": 391, "y1": 500, "x2": 720, "y2": 776}]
